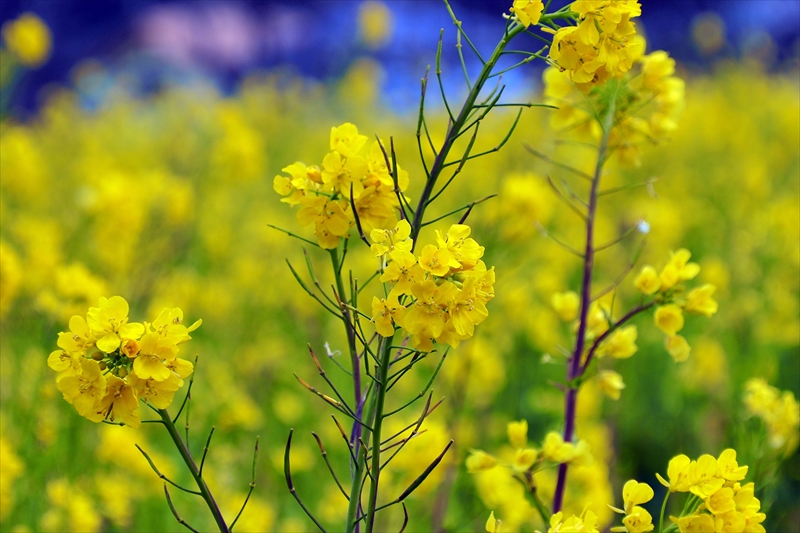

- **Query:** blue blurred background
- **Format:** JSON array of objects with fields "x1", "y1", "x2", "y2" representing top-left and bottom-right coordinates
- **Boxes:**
[{"x1": 1, "y1": 0, "x2": 798, "y2": 116}]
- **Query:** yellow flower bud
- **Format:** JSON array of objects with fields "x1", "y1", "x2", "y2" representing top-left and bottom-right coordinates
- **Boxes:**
[
  {"x1": 665, "y1": 334, "x2": 691, "y2": 362},
  {"x1": 654, "y1": 304, "x2": 684, "y2": 335},
  {"x1": 512, "y1": 448, "x2": 538, "y2": 472},
  {"x1": 634, "y1": 265, "x2": 661, "y2": 295},
  {"x1": 551, "y1": 291, "x2": 580, "y2": 322},
  {"x1": 466, "y1": 450, "x2": 497, "y2": 473},
  {"x1": 507, "y1": 420, "x2": 528, "y2": 449},
  {"x1": 684, "y1": 284, "x2": 718, "y2": 317},
  {"x1": 598, "y1": 370, "x2": 626, "y2": 400},
  {"x1": 599, "y1": 325, "x2": 638, "y2": 359}
]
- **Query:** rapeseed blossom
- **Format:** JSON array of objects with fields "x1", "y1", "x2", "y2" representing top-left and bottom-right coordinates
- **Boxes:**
[
  {"x1": 274, "y1": 123, "x2": 411, "y2": 248},
  {"x1": 48, "y1": 296, "x2": 200, "y2": 427},
  {"x1": 545, "y1": 1, "x2": 643, "y2": 92},
  {"x1": 631, "y1": 249, "x2": 719, "y2": 362},
  {"x1": 543, "y1": 39, "x2": 685, "y2": 167},
  {"x1": 744, "y1": 379, "x2": 800, "y2": 454},
  {"x1": 370, "y1": 221, "x2": 495, "y2": 350}
]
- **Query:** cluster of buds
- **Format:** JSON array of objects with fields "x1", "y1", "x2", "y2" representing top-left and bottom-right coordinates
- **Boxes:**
[
  {"x1": 466, "y1": 420, "x2": 591, "y2": 478},
  {"x1": 273, "y1": 123, "x2": 410, "y2": 249},
  {"x1": 545, "y1": 0, "x2": 643, "y2": 91},
  {"x1": 635, "y1": 248, "x2": 718, "y2": 362},
  {"x1": 48, "y1": 296, "x2": 200, "y2": 427},
  {"x1": 370, "y1": 220, "x2": 495, "y2": 351},
  {"x1": 743, "y1": 379, "x2": 800, "y2": 454},
  {"x1": 544, "y1": 42, "x2": 685, "y2": 167}
]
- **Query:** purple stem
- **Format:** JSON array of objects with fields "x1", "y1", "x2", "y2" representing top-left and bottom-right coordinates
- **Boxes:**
[{"x1": 552, "y1": 108, "x2": 614, "y2": 513}]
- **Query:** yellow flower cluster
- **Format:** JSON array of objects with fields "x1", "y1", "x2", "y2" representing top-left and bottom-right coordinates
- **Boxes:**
[
  {"x1": 371, "y1": 220, "x2": 495, "y2": 351},
  {"x1": 743, "y1": 379, "x2": 800, "y2": 455},
  {"x1": 1, "y1": 12, "x2": 51, "y2": 67},
  {"x1": 654, "y1": 450, "x2": 766, "y2": 533},
  {"x1": 509, "y1": 0, "x2": 544, "y2": 27},
  {"x1": 546, "y1": 1, "x2": 643, "y2": 91},
  {"x1": 609, "y1": 480, "x2": 656, "y2": 533},
  {"x1": 543, "y1": 43, "x2": 685, "y2": 167},
  {"x1": 273, "y1": 122, "x2": 410, "y2": 249},
  {"x1": 467, "y1": 421, "x2": 591, "y2": 475},
  {"x1": 48, "y1": 296, "x2": 200, "y2": 427},
  {"x1": 635, "y1": 249, "x2": 718, "y2": 362},
  {"x1": 545, "y1": 509, "x2": 600, "y2": 533}
]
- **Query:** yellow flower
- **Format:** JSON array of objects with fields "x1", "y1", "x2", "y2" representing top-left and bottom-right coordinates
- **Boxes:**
[
  {"x1": 684, "y1": 284, "x2": 718, "y2": 317},
  {"x1": 466, "y1": 450, "x2": 497, "y2": 472},
  {"x1": 371, "y1": 295, "x2": 405, "y2": 337},
  {"x1": 510, "y1": 0, "x2": 544, "y2": 28},
  {"x1": 321, "y1": 150, "x2": 367, "y2": 196},
  {"x1": 132, "y1": 332, "x2": 178, "y2": 381},
  {"x1": 622, "y1": 480, "x2": 654, "y2": 514},
  {"x1": 418, "y1": 244, "x2": 459, "y2": 277},
  {"x1": 507, "y1": 420, "x2": 528, "y2": 449},
  {"x1": 654, "y1": 304, "x2": 684, "y2": 335},
  {"x1": 541, "y1": 431, "x2": 589, "y2": 464},
  {"x1": 436, "y1": 224, "x2": 484, "y2": 271},
  {"x1": 665, "y1": 334, "x2": 691, "y2": 362},
  {"x1": 330, "y1": 123, "x2": 368, "y2": 158},
  {"x1": 599, "y1": 325, "x2": 638, "y2": 359},
  {"x1": 404, "y1": 280, "x2": 448, "y2": 350},
  {"x1": 717, "y1": 449, "x2": 748, "y2": 482},
  {"x1": 706, "y1": 487, "x2": 736, "y2": 515},
  {"x1": 634, "y1": 266, "x2": 661, "y2": 295},
  {"x1": 512, "y1": 448, "x2": 538, "y2": 472},
  {"x1": 57, "y1": 359, "x2": 107, "y2": 422},
  {"x1": 620, "y1": 506, "x2": 654, "y2": 533},
  {"x1": 656, "y1": 454, "x2": 691, "y2": 493},
  {"x1": 1, "y1": 13, "x2": 51, "y2": 66},
  {"x1": 87, "y1": 296, "x2": 145, "y2": 353},
  {"x1": 129, "y1": 372, "x2": 183, "y2": 410},
  {"x1": 548, "y1": 510, "x2": 600, "y2": 533},
  {"x1": 149, "y1": 307, "x2": 202, "y2": 344},
  {"x1": 597, "y1": 370, "x2": 626, "y2": 400},
  {"x1": 297, "y1": 196, "x2": 351, "y2": 249},
  {"x1": 672, "y1": 513, "x2": 715, "y2": 533},
  {"x1": 380, "y1": 250, "x2": 424, "y2": 295},
  {"x1": 97, "y1": 376, "x2": 141, "y2": 428},
  {"x1": 371, "y1": 219, "x2": 412, "y2": 257},
  {"x1": 551, "y1": 291, "x2": 580, "y2": 322},
  {"x1": 688, "y1": 454, "x2": 725, "y2": 499},
  {"x1": 660, "y1": 249, "x2": 700, "y2": 290}
]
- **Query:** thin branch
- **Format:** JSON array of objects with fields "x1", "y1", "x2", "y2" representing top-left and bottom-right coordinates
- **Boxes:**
[
  {"x1": 285, "y1": 430, "x2": 329, "y2": 533},
  {"x1": 535, "y1": 222, "x2": 584, "y2": 257},
  {"x1": 136, "y1": 444, "x2": 202, "y2": 496},
  {"x1": 312, "y1": 432, "x2": 350, "y2": 501},
  {"x1": 524, "y1": 145, "x2": 593, "y2": 181},
  {"x1": 545, "y1": 175, "x2": 587, "y2": 221},
  {"x1": 230, "y1": 436, "x2": 260, "y2": 531},
  {"x1": 267, "y1": 224, "x2": 320, "y2": 248},
  {"x1": 199, "y1": 426, "x2": 215, "y2": 477},
  {"x1": 435, "y1": 29, "x2": 455, "y2": 123},
  {"x1": 164, "y1": 485, "x2": 201, "y2": 533}
]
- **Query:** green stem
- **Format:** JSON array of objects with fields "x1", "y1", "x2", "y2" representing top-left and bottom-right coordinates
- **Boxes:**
[
  {"x1": 658, "y1": 491, "x2": 670, "y2": 533},
  {"x1": 409, "y1": 18, "x2": 526, "y2": 247},
  {"x1": 158, "y1": 409, "x2": 229, "y2": 533},
  {"x1": 365, "y1": 335, "x2": 395, "y2": 533}
]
